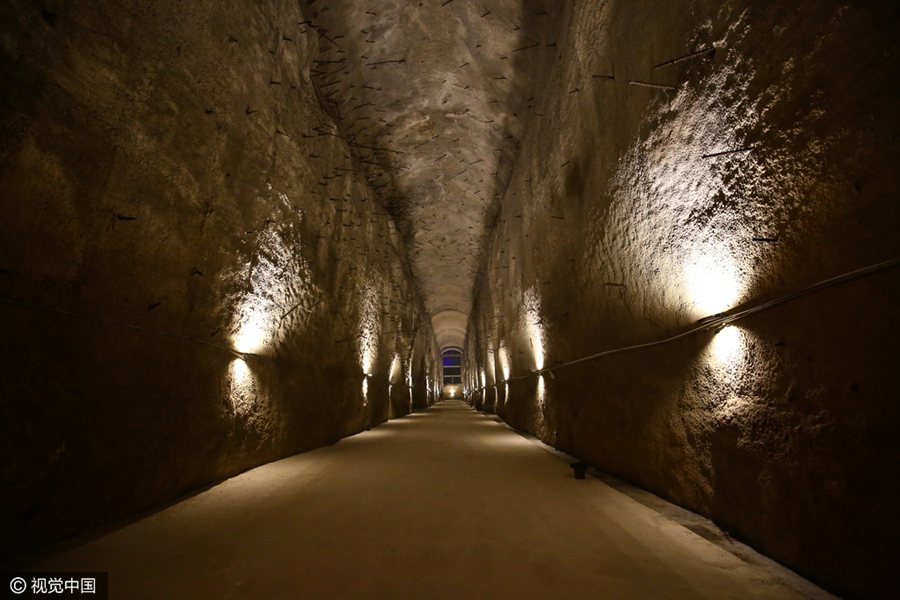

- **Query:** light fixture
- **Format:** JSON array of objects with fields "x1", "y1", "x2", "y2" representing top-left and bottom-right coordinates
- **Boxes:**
[
  {"x1": 498, "y1": 345, "x2": 511, "y2": 381},
  {"x1": 710, "y1": 325, "x2": 743, "y2": 365},
  {"x1": 233, "y1": 312, "x2": 267, "y2": 355},
  {"x1": 684, "y1": 246, "x2": 741, "y2": 317},
  {"x1": 536, "y1": 374, "x2": 547, "y2": 408}
]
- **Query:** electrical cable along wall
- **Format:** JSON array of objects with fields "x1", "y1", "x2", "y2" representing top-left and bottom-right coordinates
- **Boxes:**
[
  {"x1": 469, "y1": 256, "x2": 900, "y2": 386},
  {"x1": 463, "y1": 1, "x2": 900, "y2": 597}
]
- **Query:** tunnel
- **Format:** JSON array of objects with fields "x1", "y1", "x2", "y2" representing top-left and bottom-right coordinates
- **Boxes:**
[{"x1": 1, "y1": 1, "x2": 899, "y2": 598}]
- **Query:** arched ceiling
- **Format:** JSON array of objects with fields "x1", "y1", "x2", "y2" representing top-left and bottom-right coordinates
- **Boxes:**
[
  {"x1": 305, "y1": 1, "x2": 560, "y2": 350},
  {"x1": 431, "y1": 309, "x2": 467, "y2": 350}
]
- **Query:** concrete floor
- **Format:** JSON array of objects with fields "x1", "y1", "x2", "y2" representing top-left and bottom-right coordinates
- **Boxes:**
[{"x1": 16, "y1": 401, "x2": 832, "y2": 599}]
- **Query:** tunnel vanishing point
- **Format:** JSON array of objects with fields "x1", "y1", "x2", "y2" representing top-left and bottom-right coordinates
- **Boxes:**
[{"x1": 1, "y1": 1, "x2": 899, "y2": 598}]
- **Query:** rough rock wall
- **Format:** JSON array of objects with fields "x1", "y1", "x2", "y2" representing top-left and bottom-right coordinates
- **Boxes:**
[
  {"x1": 466, "y1": 1, "x2": 900, "y2": 597},
  {"x1": 303, "y1": 1, "x2": 562, "y2": 351},
  {"x1": 0, "y1": 0, "x2": 437, "y2": 558}
]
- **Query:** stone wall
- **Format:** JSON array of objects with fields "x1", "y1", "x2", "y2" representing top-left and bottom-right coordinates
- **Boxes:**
[
  {"x1": 0, "y1": 0, "x2": 437, "y2": 558},
  {"x1": 465, "y1": 1, "x2": 900, "y2": 597}
]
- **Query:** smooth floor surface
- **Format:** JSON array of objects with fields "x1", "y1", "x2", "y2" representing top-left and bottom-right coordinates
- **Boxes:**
[{"x1": 19, "y1": 401, "x2": 832, "y2": 599}]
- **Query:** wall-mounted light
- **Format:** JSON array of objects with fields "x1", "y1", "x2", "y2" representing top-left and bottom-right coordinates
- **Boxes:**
[
  {"x1": 498, "y1": 345, "x2": 511, "y2": 381},
  {"x1": 233, "y1": 313, "x2": 266, "y2": 355},
  {"x1": 684, "y1": 246, "x2": 742, "y2": 318},
  {"x1": 231, "y1": 357, "x2": 250, "y2": 382},
  {"x1": 710, "y1": 325, "x2": 743, "y2": 365},
  {"x1": 227, "y1": 356, "x2": 258, "y2": 414},
  {"x1": 389, "y1": 352, "x2": 401, "y2": 384}
]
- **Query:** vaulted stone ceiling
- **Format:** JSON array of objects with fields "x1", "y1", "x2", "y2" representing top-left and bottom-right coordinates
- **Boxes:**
[{"x1": 305, "y1": 1, "x2": 560, "y2": 350}]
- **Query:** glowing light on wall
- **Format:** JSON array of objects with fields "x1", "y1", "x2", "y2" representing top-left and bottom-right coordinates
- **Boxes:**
[
  {"x1": 357, "y1": 281, "x2": 382, "y2": 376},
  {"x1": 231, "y1": 296, "x2": 276, "y2": 357},
  {"x1": 389, "y1": 353, "x2": 401, "y2": 384},
  {"x1": 710, "y1": 325, "x2": 743, "y2": 366},
  {"x1": 503, "y1": 383, "x2": 509, "y2": 406},
  {"x1": 227, "y1": 198, "x2": 319, "y2": 357},
  {"x1": 486, "y1": 346, "x2": 496, "y2": 385},
  {"x1": 596, "y1": 43, "x2": 802, "y2": 334},
  {"x1": 227, "y1": 358, "x2": 258, "y2": 414},
  {"x1": 697, "y1": 325, "x2": 760, "y2": 419},
  {"x1": 480, "y1": 369, "x2": 487, "y2": 388},
  {"x1": 684, "y1": 245, "x2": 742, "y2": 317},
  {"x1": 233, "y1": 312, "x2": 268, "y2": 355},
  {"x1": 536, "y1": 375, "x2": 547, "y2": 410},
  {"x1": 498, "y1": 345, "x2": 511, "y2": 381},
  {"x1": 523, "y1": 286, "x2": 546, "y2": 370},
  {"x1": 362, "y1": 376, "x2": 369, "y2": 407},
  {"x1": 232, "y1": 358, "x2": 250, "y2": 382}
]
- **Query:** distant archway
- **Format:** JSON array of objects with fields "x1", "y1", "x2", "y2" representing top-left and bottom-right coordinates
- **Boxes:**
[{"x1": 441, "y1": 348, "x2": 462, "y2": 386}]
